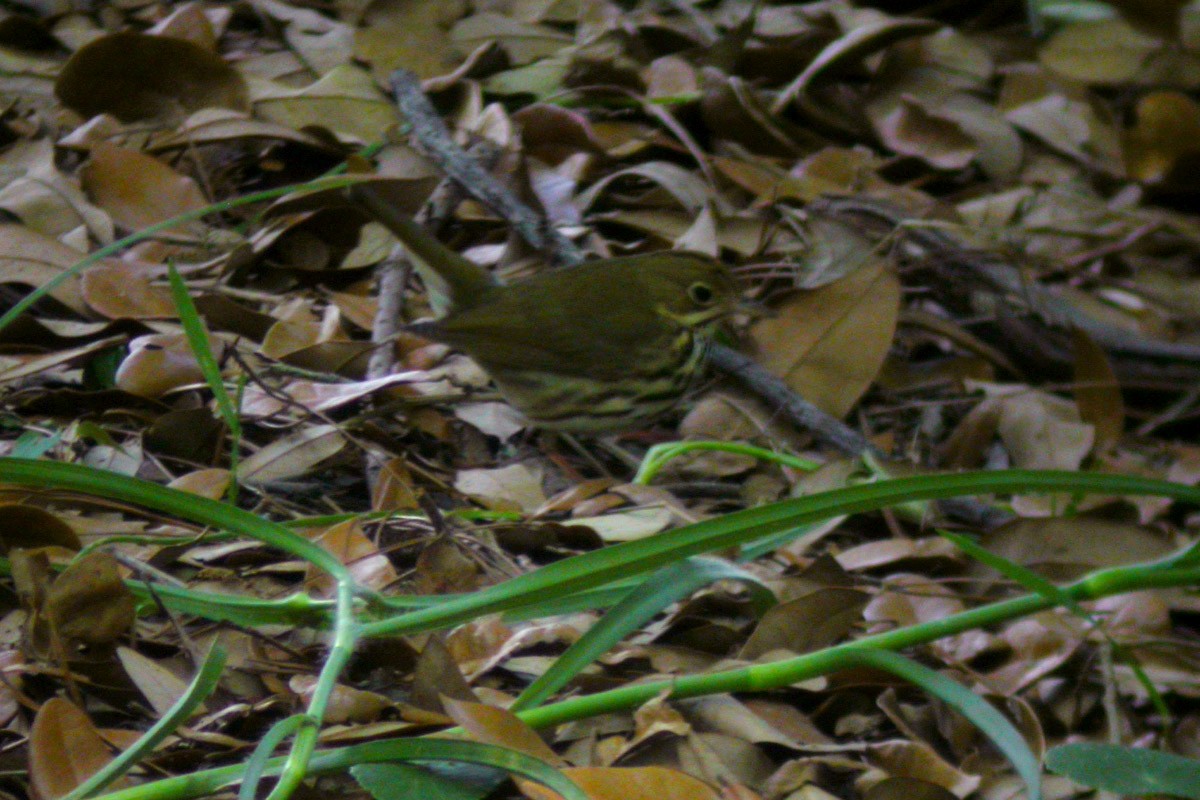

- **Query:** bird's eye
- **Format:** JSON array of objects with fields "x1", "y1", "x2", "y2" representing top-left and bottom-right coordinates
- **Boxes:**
[{"x1": 688, "y1": 282, "x2": 716, "y2": 306}]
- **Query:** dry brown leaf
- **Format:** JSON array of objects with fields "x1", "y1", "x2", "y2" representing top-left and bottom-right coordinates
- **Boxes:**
[
  {"x1": 0, "y1": 138, "x2": 114, "y2": 241},
  {"x1": 81, "y1": 261, "x2": 176, "y2": 319},
  {"x1": 0, "y1": 335, "x2": 127, "y2": 386},
  {"x1": 117, "y1": 646, "x2": 199, "y2": 717},
  {"x1": 748, "y1": 260, "x2": 900, "y2": 418},
  {"x1": 46, "y1": 551, "x2": 137, "y2": 649},
  {"x1": 414, "y1": 538, "x2": 485, "y2": 595},
  {"x1": 1124, "y1": 90, "x2": 1200, "y2": 187},
  {"x1": 304, "y1": 518, "x2": 398, "y2": 596},
  {"x1": 981, "y1": 613, "x2": 1086, "y2": 696},
  {"x1": 455, "y1": 462, "x2": 547, "y2": 514},
  {"x1": 410, "y1": 634, "x2": 478, "y2": 713},
  {"x1": 971, "y1": 515, "x2": 1175, "y2": 583},
  {"x1": 371, "y1": 458, "x2": 421, "y2": 511},
  {"x1": 0, "y1": 650, "x2": 24, "y2": 728},
  {"x1": 29, "y1": 698, "x2": 120, "y2": 800},
  {"x1": 993, "y1": 389, "x2": 1094, "y2": 471},
  {"x1": 1039, "y1": 18, "x2": 1200, "y2": 86},
  {"x1": 240, "y1": 424, "x2": 346, "y2": 484},
  {"x1": 519, "y1": 766, "x2": 720, "y2": 800},
  {"x1": 451, "y1": 13, "x2": 571, "y2": 65},
  {"x1": 700, "y1": 67, "x2": 816, "y2": 158},
  {"x1": 861, "y1": 739, "x2": 980, "y2": 796},
  {"x1": 444, "y1": 696, "x2": 566, "y2": 765},
  {"x1": 55, "y1": 31, "x2": 249, "y2": 121},
  {"x1": 1071, "y1": 328, "x2": 1124, "y2": 455},
  {"x1": 871, "y1": 95, "x2": 977, "y2": 170},
  {"x1": 0, "y1": 223, "x2": 93, "y2": 315},
  {"x1": 291, "y1": 674, "x2": 392, "y2": 724},
  {"x1": 740, "y1": 588, "x2": 869, "y2": 659},
  {"x1": 114, "y1": 333, "x2": 208, "y2": 398},
  {"x1": 253, "y1": 65, "x2": 401, "y2": 141},
  {"x1": 80, "y1": 142, "x2": 208, "y2": 233},
  {"x1": 773, "y1": 16, "x2": 940, "y2": 124},
  {"x1": 0, "y1": 504, "x2": 82, "y2": 553},
  {"x1": 167, "y1": 468, "x2": 232, "y2": 499},
  {"x1": 146, "y1": 2, "x2": 221, "y2": 49},
  {"x1": 238, "y1": 372, "x2": 427, "y2": 418},
  {"x1": 355, "y1": 0, "x2": 467, "y2": 81}
]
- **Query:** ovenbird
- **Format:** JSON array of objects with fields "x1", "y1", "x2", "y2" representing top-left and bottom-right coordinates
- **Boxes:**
[{"x1": 360, "y1": 199, "x2": 741, "y2": 432}]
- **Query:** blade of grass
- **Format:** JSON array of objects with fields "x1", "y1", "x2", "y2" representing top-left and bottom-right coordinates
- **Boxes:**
[
  {"x1": 842, "y1": 648, "x2": 1043, "y2": 800},
  {"x1": 166, "y1": 263, "x2": 243, "y2": 497},
  {"x1": 512, "y1": 557, "x2": 775, "y2": 711},
  {"x1": 362, "y1": 468, "x2": 1200, "y2": 637},
  {"x1": 66, "y1": 644, "x2": 228, "y2": 800}
]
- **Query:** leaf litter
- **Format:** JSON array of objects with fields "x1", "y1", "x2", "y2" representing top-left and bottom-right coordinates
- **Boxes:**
[{"x1": 1, "y1": 1, "x2": 1200, "y2": 799}]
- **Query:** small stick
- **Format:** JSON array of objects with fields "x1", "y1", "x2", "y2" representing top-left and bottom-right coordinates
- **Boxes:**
[{"x1": 388, "y1": 70, "x2": 585, "y2": 267}]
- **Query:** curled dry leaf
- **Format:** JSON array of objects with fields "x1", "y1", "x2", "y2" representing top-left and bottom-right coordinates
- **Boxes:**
[
  {"x1": 700, "y1": 67, "x2": 817, "y2": 158},
  {"x1": 114, "y1": 333, "x2": 209, "y2": 398},
  {"x1": 304, "y1": 518, "x2": 398, "y2": 597},
  {"x1": 862, "y1": 740, "x2": 981, "y2": 797},
  {"x1": 29, "y1": 698, "x2": 121, "y2": 800},
  {"x1": 942, "y1": 386, "x2": 1095, "y2": 472},
  {"x1": 45, "y1": 551, "x2": 137, "y2": 650},
  {"x1": 146, "y1": 2, "x2": 224, "y2": 49},
  {"x1": 55, "y1": 31, "x2": 250, "y2": 121},
  {"x1": 871, "y1": 96, "x2": 976, "y2": 170},
  {"x1": 773, "y1": 16, "x2": 941, "y2": 124},
  {"x1": 0, "y1": 504, "x2": 82, "y2": 553}
]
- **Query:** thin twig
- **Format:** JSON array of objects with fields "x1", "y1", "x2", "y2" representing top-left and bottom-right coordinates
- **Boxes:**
[
  {"x1": 389, "y1": 69, "x2": 585, "y2": 267},
  {"x1": 707, "y1": 345, "x2": 877, "y2": 457}
]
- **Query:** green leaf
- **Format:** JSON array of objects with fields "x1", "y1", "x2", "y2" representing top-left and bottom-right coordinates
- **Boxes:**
[
  {"x1": 352, "y1": 762, "x2": 501, "y2": 800},
  {"x1": 1046, "y1": 743, "x2": 1200, "y2": 799}
]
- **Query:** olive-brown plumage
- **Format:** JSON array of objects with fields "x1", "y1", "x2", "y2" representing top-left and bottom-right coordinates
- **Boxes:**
[{"x1": 362, "y1": 206, "x2": 740, "y2": 432}]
